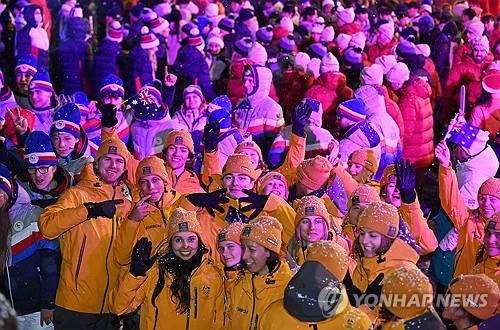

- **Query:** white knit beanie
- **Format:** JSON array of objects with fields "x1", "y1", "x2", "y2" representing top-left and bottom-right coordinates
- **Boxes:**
[
  {"x1": 321, "y1": 26, "x2": 335, "y2": 43},
  {"x1": 248, "y1": 42, "x2": 268, "y2": 66},
  {"x1": 386, "y1": 62, "x2": 410, "y2": 85},
  {"x1": 295, "y1": 52, "x2": 311, "y2": 71},
  {"x1": 374, "y1": 55, "x2": 397, "y2": 74},
  {"x1": 360, "y1": 64, "x2": 384, "y2": 86},
  {"x1": 320, "y1": 52, "x2": 340, "y2": 74}
]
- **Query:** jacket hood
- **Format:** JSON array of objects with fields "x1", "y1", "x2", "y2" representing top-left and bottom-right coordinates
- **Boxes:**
[
  {"x1": 247, "y1": 65, "x2": 273, "y2": 104},
  {"x1": 22, "y1": 5, "x2": 41, "y2": 30},
  {"x1": 284, "y1": 261, "x2": 349, "y2": 322},
  {"x1": 403, "y1": 78, "x2": 432, "y2": 99},
  {"x1": 317, "y1": 71, "x2": 348, "y2": 91}
]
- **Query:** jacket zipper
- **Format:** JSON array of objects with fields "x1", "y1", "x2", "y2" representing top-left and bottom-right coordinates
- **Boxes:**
[
  {"x1": 249, "y1": 275, "x2": 257, "y2": 330},
  {"x1": 185, "y1": 307, "x2": 190, "y2": 330},
  {"x1": 194, "y1": 287, "x2": 198, "y2": 319},
  {"x1": 75, "y1": 234, "x2": 87, "y2": 290}
]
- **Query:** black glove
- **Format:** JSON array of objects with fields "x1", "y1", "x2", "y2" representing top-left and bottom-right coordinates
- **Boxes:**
[
  {"x1": 203, "y1": 120, "x2": 220, "y2": 153},
  {"x1": 99, "y1": 103, "x2": 118, "y2": 128},
  {"x1": 31, "y1": 198, "x2": 58, "y2": 209},
  {"x1": 130, "y1": 237, "x2": 157, "y2": 277},
  {"x1": 365, "y1": 273, "x2": 384, "y2": 301},
  {"x1": 395, "y1": 159, "x2": 417, "y2": 204},
  {"x1": 84, "y1": 199, "x2": 124, "y2": 219},
  {"x1": 292, "y1": 99, "x2": 314, "y2": 137},
  {"x1": 186, "y1": 188, "x2": 229, "y2": 217},
  {"x1": 239, "y1": 189, "x2": 270, "y2": 219}
]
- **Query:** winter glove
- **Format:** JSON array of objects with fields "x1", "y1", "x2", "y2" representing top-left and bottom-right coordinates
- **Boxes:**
[
  {"x1": 31, "y1": 198, "x2": 58, "y2": 209},
  {"x1": 130, "y1": 237, "x2": 157, "y2": 277},
  {"x1": 239, "y1": 189, "x2": 270, "y2": 219},
  {"x1": 395, "y1": 159, "x2": 416, "y2": 204},
  {"x1": 292, "y1": 100, "x2": 314, "y2": 137},
  {"x1": 203, "y1": 120, "x2": 220, "y2": 153},
  {"x1": 84, "y1": 199, "x2": 124, "y2": 219},
  {"x1": 226, "y1": 206, "x2": 250, "y2": 223},
  {"x1": 99, "y1": 103, "x2": 119, "y2": 128},
  {"x1": 186, "y1": 188, "x2": 229, "y2": 217}
]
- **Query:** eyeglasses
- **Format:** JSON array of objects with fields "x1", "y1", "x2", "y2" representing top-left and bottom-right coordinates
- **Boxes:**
[{"x1": 27, "y1": 166, "x2": 52, "y2": 175}]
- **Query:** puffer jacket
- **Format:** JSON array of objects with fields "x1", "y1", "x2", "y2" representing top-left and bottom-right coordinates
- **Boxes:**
[
  {"x1": 233, "y1": 66, "x2": 285, "y2": 155},
  {"x1": 304, "y1": 71, "x2": 353, "y2": 131},
  {"x1": 380, "y1": 86, "x2": 404, "y2": 144},
  {"x1": 338, "y1": 121, "x2": 382, "y2": 164},
  {"x1": 399, "y1": 198, "x2": 439, "y2": 255},
  {"x1": 93, "y1": 39, "x2": 121, "y2": 91},
  {"x1": 131, "y1": 114, "x2": 176, "y2": 159},
  {"x1": 398, "y1": 79, "x2": 434, "y2": 169},
  {"x1": 277, "y1": 69, "x2": 315, "y2": 124},
  {"x1": 109, "y1": 254, "x2": 224, "y2": 330},
  {"x1": 471, "y1": 254, "x2": 500, "y2": 286},
  {"x1": 226, "y1": 58, "x2": 279, "y2": 107},
  {"x1": 366, "y1": 39, "x2": 397, "y2": 64},
  {"x1": 226, "y1": 261, "x2": 293, "y2": 330},
  {"x1": 171, "y1": 106, "x2": 208, "y2": 153},
  {"x1": 15, "y1": 5, "x2": 49, "y2": 70},
  {"x1": 439, "y1": 165, "x2": 488, "y2": 278},
  {"x1": 470, "y1": 100, "x2": 500, "y2": 144},
  {"x1": 131, "y1": 45, "x2": 155, "y2": 93},
  {"x1": 38, "y1": 163, "x2": 134, "y2": 313},
  {"x1": 429, "y1": 29, "x2": 451, "y2": 89}
]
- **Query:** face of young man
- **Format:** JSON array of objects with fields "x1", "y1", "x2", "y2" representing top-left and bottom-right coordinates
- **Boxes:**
[
  {"x1": 51, "y1": 132, "x2": 79, "y2": 158},
  {"x1": 97, "y1": 154, "x2": 126, "y2": 184}
]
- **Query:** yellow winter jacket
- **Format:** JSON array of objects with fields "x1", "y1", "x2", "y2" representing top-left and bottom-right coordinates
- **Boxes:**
[
  {"x1": 471, "y1": 255, "x2": 500, "y2": 286},
  {"x1": 399, "y1": 198, "x2": 438, "y2": 255},
  {"x1": 352, "y1": 238, "x2": 419, "y2": 293},
  {"x1": 109, "y1": 255, "x2": 225, "y2": 330},
  {"x1": 38, "y1": 163, "x2": 134, "y2": 313},
  {"x1": 168, "y1": 168, "x2": 204, "y2": 194},
  {"x1": 113, "y1": 189, "x2": 181, "y2": 266},
  {"x1": 226, "y1": 261, "x2": 293, "y2": 330},
  {"x1": 439, "y1": 165, "x2": 487, "y2": 277},
  {"x1": 259, "y1": 299, "x2": 372, "y2": 330}
]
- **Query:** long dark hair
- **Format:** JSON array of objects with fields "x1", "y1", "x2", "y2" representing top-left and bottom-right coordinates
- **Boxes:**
[
  {"x1": 352, "y1": 233, "x2": 394, "y2": 261},
  {"x1": 151, "y1": 239, "x2": 208, "y2": 314},
  {"x1": 241, "y1": 249, "x2": 281, "y2": 275}
]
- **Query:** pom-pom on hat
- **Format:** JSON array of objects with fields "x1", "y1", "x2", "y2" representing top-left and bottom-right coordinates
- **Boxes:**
[
  {"x1": 107, "y1": 21, "x2": 123, "y2": 42},
  {"x1": 15, "y1": 54, "x2": 37, "y2": 76},
  {"x1": 256, "y1": 25, "x2": 273, "y2": 43},
  {"x1": 358, "y1": 201, "x2": 400, "y2": 239},
  {"x1": 136, "y1": 156, "x2": 168, "y2": 182},
  {"x1": 482, "y1": 72, "x2": 500, "y2": 94},
  {"x1": 222, "y1": 154, "x2": 259, "y2": 181},
  {"x1": 24, "y1": 131, "x2": 58, "y2": 167},
  {"x1": 308, "y1": 42, "x2": 327, "y2": 59},
  {"x1": 233, "y1": 37, "x2": 253, "y2": 56},
  {"x1": 337, "y1": 98, "x2": 366, "y2": 122},
  {"x1": 320, "y1": 52, "x2": 339, "y2": 74},
  {"x1": 99, "y1": 74, "x2": 124, "y2": 99},
  {"x1": 207, "y1": 95, "x2": 232, "y2": 129},
  {"x1": 279, "y1": 35, "x2": 296, "y2": 54},
  {"x1": 51, "y1": 103, "x2": 81, "y2": 139},
  {"x1": 386, "y1": 62, "x2": 410, "y2": 85},
  {"x1": 95, "y1": 135, "x2": 129, "y2": 163},
  {"x1": 306, "y1": 240, "x2": 350, "y2": 280},
  {"x1": 140, "y1": 26, "x2": 160, "y2": 49},
  {"x1": 167, "y1": 207, "x2": 203, "y2": 242},
  {"x1": 240, "y1": 215, "x2": 283, "y2": 254},
  {"x1": 29, "y1": 69, "x2": 53, "y2": 93},
  {"x1": 164, "y1": 129, "x2": 194, "y2": 154},
  {"x1": 217, "y1": 222, "x2": 246, "y2": 245},
  {"x1": 347, "y1": 184, "x2": 380, "y2": 210},
  {"x1": 374, "y1": 55, "x2": 397, "y2": 74},
  {"x1": 297, "y1": 156, "x2": 332, "y2": 191},
  {"x1": 348, "y1": 148, "x2": 378, "y2": 174},
  {"x1": 360, "y1": 64, "x2": 384, "y2": 86}
]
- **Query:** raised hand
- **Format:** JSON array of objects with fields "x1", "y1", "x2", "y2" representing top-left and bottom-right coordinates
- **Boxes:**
[
  {"x1": 203, "y1": 120, "x2": 220, "y2": 153},
  {"x1": 435, "y1": 140, "x2": 451, "y2": 167},
  {"x1": 130, "y1": 237, "x2": 157, "y2": 277},
  {"x1": 239, "y1": 189, "x2": 270, "y2": 219},
  {"x1": 99, "y1": 103, "x2": 119, "y2": 128},
  {"x1": 128, "y1": 195, "x2": 151, "y2": 222},
  {"x1": 395, "y1": 159, "x2": 416, "y2": 204},
  {"x1": 186, "y1": 188, "x2": 229, "y2": 217},
  {"x1": 292, "y1": 99, "x2": 314, "y2": 137}
]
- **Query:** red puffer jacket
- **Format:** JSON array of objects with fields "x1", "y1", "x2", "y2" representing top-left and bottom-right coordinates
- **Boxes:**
[
  {"x1": 278, "y1": 69, "x2": 315, "y2": 124},
  {"x1": 304, "y1": 71, "x2": 353, "y2": 130},
  {"x1": 366, "y1": 39, "x2": 398, "y2": 64},
  {"x1": 398, "y1": 78, "x2": 434, "y2": 169}
]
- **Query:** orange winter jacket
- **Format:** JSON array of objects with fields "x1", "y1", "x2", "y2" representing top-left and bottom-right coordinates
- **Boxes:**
[
  {"x1": 398, "y1": 79, "x2": 434, "y2": 169},
  {"x1": 399, "y1": 199, "x2": 438, "y2": 255},
  {"x1": 39, "y1": 164, "x2": 134, "y2": 313},
  {"x1": 168, "y1": 168, "x2": 204, "y2": 194},
  {"x1": 470, "y1": 100, "x2": 500, "y2": 144},
  {"x1": 367, "y1": 39, "x2": 398, "y2": 64},
  {"x1": 109, "y1": 255, "x2": 225, "y2": 330},
  {"x1": 439, "y1": 165, "x2": 487, "y2": 277},
  {"x1": 471, "y1": 255, "x2": 500, "y2": 286},
  {"x1": 226, "y1": 262, "x2": 293, "y2": 330}
]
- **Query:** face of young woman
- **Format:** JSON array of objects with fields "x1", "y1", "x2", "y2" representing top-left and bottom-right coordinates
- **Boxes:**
[
  {"x1": 485, "y1": 227, "x2": 500, "y2": 257},
  {"x1": 359, "y1": 228, "x2": 384, "y2": 258},
  {"x1": 298, "y1": 216, "x2": 328, "y2": 245},
  {"x1": 217, "y1": 240, "x2": 242, "y2": 268},
  {"x1": 262, "y1": 178, "x2": 287, "y2": 199},
  {"x1": 171, "y1": 232, "x2": 199, "y2": 260},
  {"x1": 382, "y1": 183, "x2": 402, "y2": 208},
  {"x1": 223, "y1": 173, "x2": 254, "y2": 199},
  {"x1": 241, "y1": 239, "x2": 270, "y2": 275}
]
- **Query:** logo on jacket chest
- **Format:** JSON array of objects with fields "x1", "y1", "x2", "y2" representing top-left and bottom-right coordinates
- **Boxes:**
[{"x1": 13, "y1": 221, "x2": 24, "y2": 232}]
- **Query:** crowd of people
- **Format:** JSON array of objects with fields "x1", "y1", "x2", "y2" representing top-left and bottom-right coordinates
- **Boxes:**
[{"x1": 0, "y1": 0, "x2": 498, "y2": 329}]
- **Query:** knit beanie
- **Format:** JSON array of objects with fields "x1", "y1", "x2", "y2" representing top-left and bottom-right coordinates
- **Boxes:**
[
  {"x1": 297, "y1": 156, "x2": 332, "y2": 191},
  {"x1": 467, "y1": 21, "x2": 485, "y2": 39},
  {"x1": 307, "y1": 58, "x2": 321, "y2": 79},
  {"x1": 386, "y1": 62, "x2": 410, "y2": 85},
  {"x1": 379, "y1": 164, "x2": 397, "y2": 188},
  {"x1": 140, "y1": 26, "x2": 160, "y2": 49},
  {"x1": 15, "y1": 54, "x2": 37, "y2": 76},
  {"x1": 106, "y1": 21, "x2": 123, "y2": 43},
  {"x1": 233, "y1": 37, "x2": 253, "y2": 56},
  {"x1": 154, "y1": 3, "x2": 171, "y2": 17},
  {"x1": 256, "y1": 171, "x2": 288, "y2": 196},
  {"x1": 381, "y1": 267, "x2": 433, "y2": 319},
  {"x1": 358, "y1": 201, "x2": 399, "y2": 239},
  {"x1": 294, "y1": 195, "x2": 330, "y2": 228},
  {"x1": 396, "y1": 40, "x2": 418, "y2": 58},
  {"x1": 218, "y1": 17, "x2": 235, "y2": 33},
  {"x1": 347, "y1": 184, "x2": 380, "y2": 210},
  {"x1": 248, "y1": 42, "x2": 268, "y2": 66},
  {"x1": 417, "y1": 16, "x2": 435, "y2": 34},
  {"x1": 294, "y1": 52, "x2": 311, "y2": 71},
  {"x1": 336, "y1": 98, "x2": 366, "y2": 122},
  {"x1": 29, "y1": 69, "x2": 53, "y2": 93},
  {"x1": 280, "y1": 17, "x2": 294, "y2": 33},
  {"x1": 218, "y1": 222, "x2": 246, "y2": 245},
  {"x1": 471, "y1": 35, "x2": 489, "y2": 52},
  {"x1": 164, "y1": 129, "x2": 194, "y2": 154},
  {"x1": 342, "y1": 49, "x2": 363, "y2": 68},
  {"x1": 279, "y1": 35, "x2": 296, "y2": 54},
  {"x1": 482, "y1": 72, "x2": 499, "y2": 94},
  {"x1": 238, "y1": 8, "x2": 254, "y2": 23},
  {"x1": 349, "y1": 32, "x2": 366, "y2": 51},
  {"x1": 167, "y1": 207, "x2": 203, "y2": 242},
  {"x1": 0, "y1": 164, "x2": 14, "y2": 202},
  {"x1": 149, "y1": 15, "x2": 169, "y2": 34},
  {"x1": 311, "y1": 24, "x2": 323, "y2": 35},
  {"x1": 448, "y1": 274, "x2": 499, "y2": 320},
  {"x1": 50, "y1": 103, "x2": 81, "y2": 139},
  {"x1": 320, "y1": 52, "x2": 339, "y2": 73},
  {"x1": 223, "y1": 154, "x2": 259, "y2": 181},
  {"x1": 207, "y1": 95, "x2": 232, "y2": 129},
  {"x1": 208, "y1": 36, "x2": 224, "y2": 49},
  {"x1": 360, "y1": 64, "x2": 384, "y2": 86},
  {"x1": 24, "y1": 131, "x2": 58, "y2": 167},
  {"x1": 337, "y1": 7, "x2": 355, "y2": 24},
  {"x1": 335, "y1": 33, "x2": 351, "y2": 51},
  {"x1": 188, "y1": 28, "x2": 205, "y2": 52},
  {"x1": 348, "y1": 148, "x2": 378, "y2": 174},
  {"x1": 478, "y1": 178, "x2": 499, "y2": 199},
  {"x1": 378, "y1": 22, "x2": 395, "y2": 40},
  {"x1": 374, "y1": 55, "x2": 397, "y2": 74},
  {"x1": 400, "y1": 27, "x2": 417, "y2": 43},
  {"x1": 306, "y1": 240, "x2": 350, "y2": 280},
  {"x1": 205, "y1": 3, "x2": 219, "y2": 17},
  {"x1": 416, "y1": 44, "x2": 431, "y2": 58},
  {"x1": 240, "y1": 216, "x2": 283, "y2": 254},
  {"x1": 234, "y1": 141, "x2": 263, "y2": 163},
  {"x1": 321, "y1": 26, "x2": 335, "y2": 43},
  {"x1": 308, "y1": 42, "x2": 327, "y2": 59},
  {"x1": 136, "y1": 156, "x2": 168, "y2": 183},
  {"x1": 256, "y1": 25, "x2": 273, "y2": 44},
  {"x1": 183, "y1": 84, "x2": 204, "y2": 103},
  {"x1": 95, "y1": 135, "x2": 129, "y2": 163},
  {"x1": 99, "y1": 74, "x2": 124, "y2": 99}
]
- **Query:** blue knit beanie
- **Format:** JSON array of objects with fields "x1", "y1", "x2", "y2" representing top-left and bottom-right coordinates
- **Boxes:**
[
  {"x1": 208, "y1": 95, "x2": 232, "y2": 129},
  {"x1": 99, "y1": 74, "x2": 124, "y2": 99},
  {"x1": 73, "y1": 91, "x2": 91, "y2": 116},
  {"x1": 51, "y1": 103, "x2": 81, "y2": 139},
  {"x1": 337, "y1": 98, "x2": 367, "y2": 122},
  {"x1": 257, "y1": 25, "x2": 273, "y2": 43},
  {"x1": 218, "y1": 17, "x2": 235, "y2": 32},
  {"x1": 343, "y1": 49, "x2": 363, "y2": 69},
  {"x1": 131, "y1": 85, "x2": 167, "y2": 121},
  {"x1": 239, "y1": 8, "x2": 254, "y2": 22},
  {"x1": 307, "y1": 42, "x2": 327, "y2": 59},
  {"x1": 24, "y1": 131, "x2": 58, "y2": 167},
  {"x1": 15, "y1": 54, "x2": 37, "y2": 76},
  {"x1": 29, "y1": 69, "x2": 53, "y2": 93},
  {"x1": 183, "y1": 84, "x2": 205, "y2": 102},
  {"x1": 400, "y1": 27, "x2": 417, "y2": 42},
  {"x1": 279, "y1": 35, "x2": 296, "y2": 54},
  {"x1": 233, "y1": 37, "x2": 253, "y2": 56},
  {"x1": 396, "y1": 40, "x2": 418, "y2": 57},
  {"x1": 418, "y1": 16, "x2": 435, "y2": 33},
  {"x1": 0, "y1": 163, "x2": 13, "y2": 202}
]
